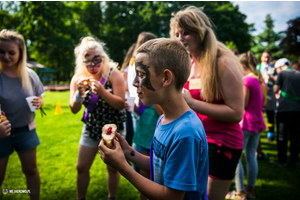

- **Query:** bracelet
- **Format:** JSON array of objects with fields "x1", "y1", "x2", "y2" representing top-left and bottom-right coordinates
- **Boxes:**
[{"x1": 74, "y1": 90, "x2": 85, "y2": 103}]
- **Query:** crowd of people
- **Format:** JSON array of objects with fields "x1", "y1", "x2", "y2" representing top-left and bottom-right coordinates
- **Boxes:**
[{"x1": 1, "y1": 5, "x2": 299, "y2": 200}]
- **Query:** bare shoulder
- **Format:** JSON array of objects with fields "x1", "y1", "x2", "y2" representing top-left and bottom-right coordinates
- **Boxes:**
[
  {"x1": 217, "y1": 55, "x2": 243, "y2": 81},
  {"x1": 110, "y1": 68, "x2": 123, "y2": 82}
]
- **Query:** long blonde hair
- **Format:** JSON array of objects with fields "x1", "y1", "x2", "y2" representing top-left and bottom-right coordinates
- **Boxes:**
[
  {"x1": 170, "y1": 6, "x2": 243, "y2": 102},
  {"x1": 240, "y1": 51, "x2": 263, "y2": 83},
  {"x1": 0, "y1": 29, "x2": 32, "y2": 92},
  {"x1": 74, "y1": 36, "x2": 118, "y2": 78}
]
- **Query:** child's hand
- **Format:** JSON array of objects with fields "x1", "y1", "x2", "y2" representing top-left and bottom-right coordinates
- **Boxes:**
[
  {"x1": 115, "y1": 132, "x2": 133, "y2": 158},
  {"x1": 124, "y1": 101, "x2": 130, "y2": 111},
  {"x1": 77, "y1": 78, "x2": 90, "y2": 96},
  {"x1": 90, "y1": 79, "x2": 104, "y2": 96},
  {"x1": 31, "y1": 96, "x2": 43, "y2": 110},
  {"x1": 0, "y1": 120, "x2": 11, "y2": 139},
  {"x1": 98, "y1": 136, "x2": 127, "y2": 170}
]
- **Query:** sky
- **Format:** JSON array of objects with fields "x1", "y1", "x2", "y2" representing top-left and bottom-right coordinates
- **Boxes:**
[{"x1": 232, "y1": 1, "x2": 300, "y2": 36}]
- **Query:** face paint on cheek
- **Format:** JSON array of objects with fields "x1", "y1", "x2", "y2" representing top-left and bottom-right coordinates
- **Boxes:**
[{"x1": 135, "y1": 61, "x2": 155, "y2": 91}]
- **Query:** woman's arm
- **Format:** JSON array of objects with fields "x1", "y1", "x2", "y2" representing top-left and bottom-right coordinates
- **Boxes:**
[
  {"x1": 184, "y1": 57, "x2": 244, "y2": 123},
  {"x1": 244, "y1": 86, "x2": 250, "y2": 109},
  {"x1": 69, "y1": 75, "x2": 84, "y2": 114}
]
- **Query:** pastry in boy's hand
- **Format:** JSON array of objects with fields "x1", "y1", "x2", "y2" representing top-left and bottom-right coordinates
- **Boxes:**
[
  {"x1": 0, "y1": 115, "x2": 7, "y2": 123},
  {"x1": 102, "y1": 124, "x2": 117, "y2": 148}
]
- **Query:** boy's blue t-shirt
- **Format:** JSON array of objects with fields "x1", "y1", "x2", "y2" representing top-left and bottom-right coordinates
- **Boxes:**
[{"x1": 152, "y1": 110, "x2": 209, "y2": 200}]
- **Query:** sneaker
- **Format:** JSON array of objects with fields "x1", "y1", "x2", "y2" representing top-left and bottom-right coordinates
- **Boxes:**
[
  {"x1": 257, "y1": 153, "x2": 269, "y2": 160},
  {"x1": 271, "y1": 160, "x2": 287, "y2": 168},
  {"x1": 226, "y1": 190, "x2": 247, "y2": 200}
]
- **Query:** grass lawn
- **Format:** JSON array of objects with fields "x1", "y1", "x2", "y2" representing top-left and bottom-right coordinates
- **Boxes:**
[{"x1": 1, "y1": 91, "x2": 300, "y2": 200}]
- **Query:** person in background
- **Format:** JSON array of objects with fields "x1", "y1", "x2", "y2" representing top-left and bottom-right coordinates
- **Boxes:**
[
  {"x1": 126, "y1": 32, "x2": 157, "y2": 147},
  {"x1": 132, "y1": 100, "x2": 163, "y2": 200},
  {"x1": 99, "y1": 38, "x2": 209, "y2": 200},
  {"x1": 69, "y1": 36, "x2": 125, "y2": 200},
  {"x1": 232, "y1": 49, "x2": 240, "y2": 57},
  {"x1": 120, "y1": 43, "x2": 136, "y2": 146},
  {"x1": 273, "y1": 58, "x2": 300, "y2": 168},
  {"x1": 290, "y1": 60, "x2": 300, "y2": 71},
  {"x1": 228, "y1": 51, "x2": 266, "y2": 200},
  {"x1": 257, "y1": 51, "x2": 276, "y2": 145},
  {"x1": 0, "y1": 29, "x2": 45, "y2": 200},
  {"x1": 170, "y1": 6, "x2": 244, "y2": 200}
]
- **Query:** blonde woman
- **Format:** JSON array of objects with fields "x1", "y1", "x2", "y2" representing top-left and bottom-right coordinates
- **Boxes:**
[
  {"x1": 69, "y1": 36, "x2": 125, "y2": 200},
  {"x1": 0, "y1": 29, "x2": 44, "y2": 200},
  {"x1": 170, "y1": 6, "x2": 244, "y2": 200}
]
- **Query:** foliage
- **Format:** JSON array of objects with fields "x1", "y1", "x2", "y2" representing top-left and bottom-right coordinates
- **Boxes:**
[
  {"x1": 225, "y1": 41, "x2": 238, "y2": 50},
  {"x1": 0, "y1": 2, "x2": 21, "y2": 31},
  {"x1": 1, "y1": 1, "x2": 252, "y2": 82},
  {"x1": 279, "y1": 17, "x2": 300, "y2": 57},
  {"x1": 18, "y1": 1, "x2": 87, "y2": 82},
  {"x1": 251, "y1": 14, "x2": 284, "y2": 60}
]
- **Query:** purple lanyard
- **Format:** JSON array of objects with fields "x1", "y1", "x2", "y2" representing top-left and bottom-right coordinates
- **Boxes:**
[
  {"x1": 150, "y1": 116, "x2": 163, "y2": 181},
  {"x1": 83, "y1": 77, "x2": 106, "y2": 120}
]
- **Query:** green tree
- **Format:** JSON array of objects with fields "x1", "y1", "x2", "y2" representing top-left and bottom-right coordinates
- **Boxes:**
[
  {"x1": 1, "y1": 1, "x2": 253, "y2": 82},
  {"x1": 279, "y1": 17, "x2": 300, "y2": 59},
  {"x1": 0, "y1": 1, "x2": 21, "y2": 31},
  {"x1": 102, "y1": 1, "x2": 252, "y2": 65},
  {"x1": 17, "y1": 1, "x2": 88, "y2": 82},
  {"x1": 251, "y1": 14, "x2": 284, "y2": 60}
]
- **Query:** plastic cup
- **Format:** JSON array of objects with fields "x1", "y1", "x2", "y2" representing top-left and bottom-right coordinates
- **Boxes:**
[
  {"x1": 26, "y1": 96, "x2": 37, "y2": 112},
  {"x1": 127, "y1": 97, "x2": 135, "y2": 112}
]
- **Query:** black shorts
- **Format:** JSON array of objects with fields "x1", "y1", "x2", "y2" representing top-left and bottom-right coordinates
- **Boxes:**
[{"x1": 208, "y1": 143, "x2": 242, "y2": 180}]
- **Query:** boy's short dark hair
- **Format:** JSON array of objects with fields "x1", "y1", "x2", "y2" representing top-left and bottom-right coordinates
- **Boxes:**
[{"x1": 136, "y1": 38, "x2": 191, "y2": 91}]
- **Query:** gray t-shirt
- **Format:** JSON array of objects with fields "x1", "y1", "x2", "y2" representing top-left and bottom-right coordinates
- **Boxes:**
[
  {"x1": 275, "y1": 69, "x2": 300, "y2": 112},
  {"x1": 0, "y1": 68, "x2": 44, "y2": 128}
]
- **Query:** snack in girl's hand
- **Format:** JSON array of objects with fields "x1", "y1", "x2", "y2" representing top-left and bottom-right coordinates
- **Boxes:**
[
  {"x1": 83, "y1": 79, "x2": 91, "y2": 86},
  {"x1": 0, "y1": 115, "x2": 7, "y2": 123},
  {"x1": 102, "y1": 124, "x2": 117, "y2": 148}
]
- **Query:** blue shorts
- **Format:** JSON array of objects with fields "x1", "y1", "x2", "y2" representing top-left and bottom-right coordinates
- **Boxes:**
[{"x1": 0, "y1": 125, "x2": 40, "y2": 159}]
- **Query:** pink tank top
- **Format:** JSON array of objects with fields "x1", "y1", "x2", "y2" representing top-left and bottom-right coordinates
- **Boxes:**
[{"x1": 184, "y1": 80, "x2": 243, "y2": 150}]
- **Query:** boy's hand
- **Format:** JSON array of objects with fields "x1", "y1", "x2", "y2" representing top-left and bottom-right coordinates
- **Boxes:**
[
  {"x1": 0, "y1": 120, "x2": 11, "y2": 139},
  {"x1": 115, "y1": 133, "x2": 133, "y2": 158},
  {"x1": 98, "y1": 136, "x2": 128, "y2": 171}
]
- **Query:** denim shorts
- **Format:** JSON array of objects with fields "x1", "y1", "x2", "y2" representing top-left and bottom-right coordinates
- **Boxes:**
[
  {"x1": 0, "y1": 125, "x2": 40, "y2": 159},
  {"x1": 79, "y1": 124, "x2": 125, "y2": 149}
]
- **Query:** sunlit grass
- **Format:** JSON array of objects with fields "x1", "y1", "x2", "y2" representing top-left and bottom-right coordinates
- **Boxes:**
[
  {"x1": 1, "y1": 91, "x2": 139, "y2": 200},
  {"x1": 1, "y1": 91, "x2": 299, "y2": 200}
]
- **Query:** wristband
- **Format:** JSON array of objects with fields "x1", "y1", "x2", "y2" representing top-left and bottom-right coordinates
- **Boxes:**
[{"x1": 74, "y1": 90, "x2": 85, "y2": 103}]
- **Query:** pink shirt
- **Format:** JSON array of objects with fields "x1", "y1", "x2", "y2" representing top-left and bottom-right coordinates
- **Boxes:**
[
  {"x1": 184, "y1": 80, "x2": 243, "y2": 150},
  {"x1": 242, "y1": 75, "x2": 266, "y2": 133}
]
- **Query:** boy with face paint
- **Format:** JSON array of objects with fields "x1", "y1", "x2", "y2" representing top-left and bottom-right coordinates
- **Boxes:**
[{"x1": 99, "y1": 38, "x2": 209, "y2": 200}]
